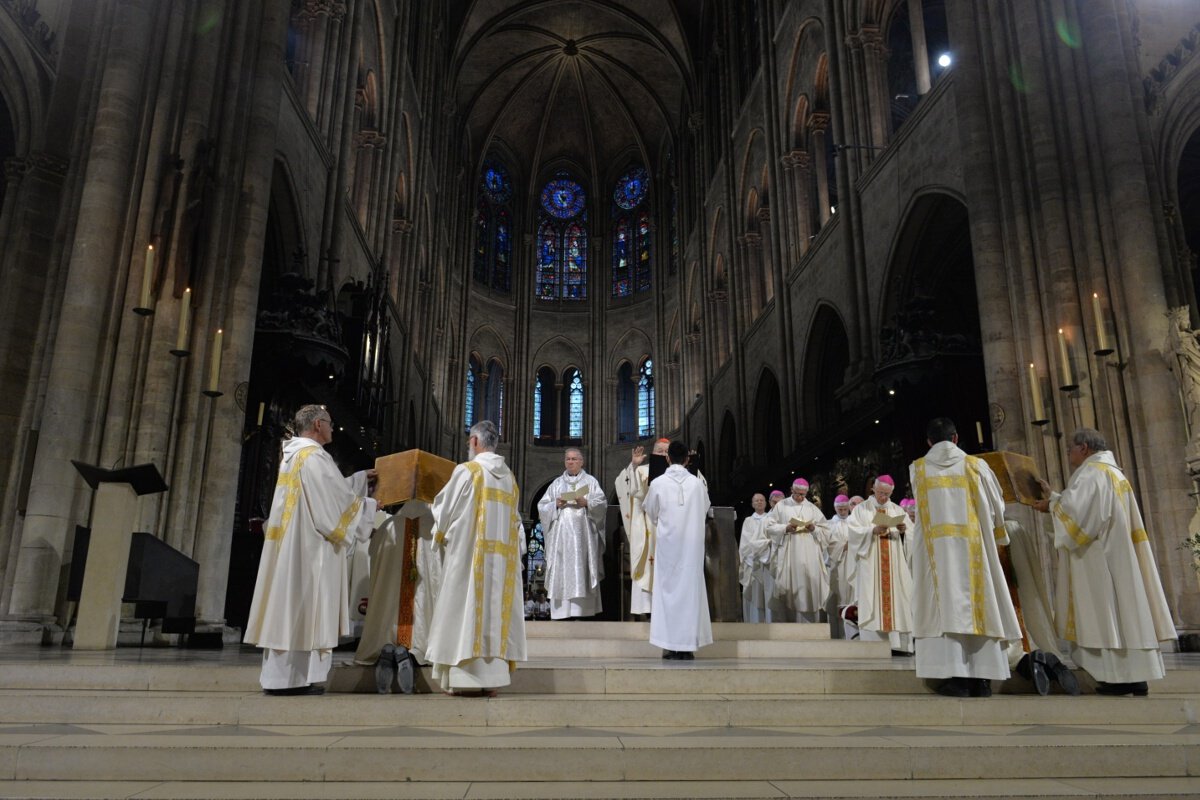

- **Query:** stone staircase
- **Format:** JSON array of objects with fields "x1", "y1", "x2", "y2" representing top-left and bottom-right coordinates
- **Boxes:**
[{"x1": 0, "y1": 623, "x2": 1196, "y2": 799}]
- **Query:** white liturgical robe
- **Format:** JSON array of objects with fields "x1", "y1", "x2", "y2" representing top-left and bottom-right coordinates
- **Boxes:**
[
  {"x1": 765, "y1": 497, "x2": 829, "y2": 620},
  {"x1": 644, "y1": 465, "x2": 712, "y2": 652},
  {"x1": 825, "y1": 512, "x2": 854, "y2": 637},
  {"x1": 245, "y1": 436, "x2": 377, "y2": 689},
  {"x1": 615, "y1": 462, "x2": 654, "y2": 614},
  {"x1": 909, "y1": 442, "x2": 1022, "y2": 680},
  {"x1": 847, "y1": 496, "x2": 914, "y2": 651},
  {"x1": 538, "y1": 470, "x2": 608, "y2": 619},
  {"x1": 424, "y1": 452, "x2": 526, "y2": 691},
  {"x1": 1047, "y1": 451, "x2": 1174, "y2": 683},
  {"x1": 739, "y1": 512, "x2": 778, "y2": 623},
  {"x1": 354, "y1": 500, "x2": 441, "y2": 666}
]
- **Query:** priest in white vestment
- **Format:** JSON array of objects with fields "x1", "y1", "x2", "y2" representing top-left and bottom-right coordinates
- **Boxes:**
[
  {"x1": 846, "y1": 475, "x2": 914, "y2": 653},
  {"x1": 765, "y1": 478, "x2": 829, "y2": 623},
  {"x1": 245, "y1": 405, "x2": 377, "y2": 695},
  {"x1": 538, "y1": 448, "x2": 608, "y2": 619},
  {"x1": 644, "y1": 441, "x2": 713, "y2": 659},
  {"x1": 824, "y1": 494, "x2": 854, "y2": 638},
  {"x1": 615, "y1": 439, "x2": 670, "y2": 617},
  {"x1": 768, "y1": 490, "x2": 784, "y2": 510},
  {"x1": 354, "y1": 500, "x2": 441, "y2": 667},
  {"x1": 739, "y1": 493, "x2": 780, "y2": 623},
  {"x1": 909, "y1": 418, "x2": 1022, "y2": 697},
  {"x1": 1033, "y1": 428, "x2": 1175, "y2": 696},
  {"x1": 423, "y1": 421, "x2": 526, "y2": 695}
]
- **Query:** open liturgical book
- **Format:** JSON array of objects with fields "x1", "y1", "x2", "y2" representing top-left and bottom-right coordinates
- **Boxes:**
[
  {"x1": 788, "y1": 517, "x2": 816, "y2": 531},
  {"x1": 872, "y1": 510, "x2": 908, "y2": 528},
  {"x1": 558, "y1": 486, "x2": 590, "y2": 503},
  {"x1": 977, "y1": 451, "x2": 1048, "y2": 506}
]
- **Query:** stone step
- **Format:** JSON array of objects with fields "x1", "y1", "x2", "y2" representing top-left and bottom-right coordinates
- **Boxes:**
[
  {"x1": 3, "y1": 660, "x2": 1199, "y2": 696},
  {"x1": 1, "y1": 778, "x2": 1199, "y2": 799},
  {"x1": 524, "y1": 637, "x2": 888, "y2": 659},
  {"x1": 0, "y1": 689, "x2": 1196, "y2": 729},
  {"x1": 2, "y1": 730, "x2": 1197, "y2": 783},
  {"x1": 527, "y1": 621, "x2": 835, "y2": 641}
]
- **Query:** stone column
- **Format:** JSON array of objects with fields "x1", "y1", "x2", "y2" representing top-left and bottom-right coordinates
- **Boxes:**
[
  {"x1": 810, "y1": 117, "x2": 832, "y2": 227},
  {"x1": 756, "y1": 207, "x2": 774, "y2": 305},
  {"x1": 908, "y1": 0, "x2": 932, "y2": 95},
  {"x1": 743, "y1": 231, "x2": 764, "y2": 317},
  {"x1": 789, "y1": 150, "x2": 814, "y2": 256},
  {"x1": 6, "y1": 1, "x2": 156, "y2": 624},
  {"x1": 777, "y1": 155, "x2": 797, "y2": 263},
  {"x1": 190, "y1": 0, "x2": 291, "y2": 627}
]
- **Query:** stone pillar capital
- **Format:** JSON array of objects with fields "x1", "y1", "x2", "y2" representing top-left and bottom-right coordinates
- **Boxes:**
[{"x1": 393, "y1": 218, "x2": 413, "y2": 235}]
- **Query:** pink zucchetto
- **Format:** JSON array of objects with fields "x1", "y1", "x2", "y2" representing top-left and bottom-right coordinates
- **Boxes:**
[
  {"x1": 834, "y1": 494, "x2": 850, "y2": 505},
  {"x1": 792, "y1": 478, "x2": 809, "y2": 489},
  {"x1": 875, "y1": 475, "x2": 895, "y2": 487},
  {"x1": 899, "y1": 498, "x2": 916, "y2": 509},
  {"x1": 769, "y1": 490, "x2": 785, "y2": 499}
]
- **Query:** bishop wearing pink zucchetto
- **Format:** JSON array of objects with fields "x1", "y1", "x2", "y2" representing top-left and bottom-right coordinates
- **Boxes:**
[
  {"x1": 845, "y1": 475, "x2": 915, "y2": 654},
  {"x1": 764, "y1": 477, "x2": 829, "y2": 622}
]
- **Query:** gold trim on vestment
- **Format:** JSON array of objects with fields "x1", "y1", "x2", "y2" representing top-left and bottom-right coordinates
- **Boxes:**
[
  {"x1": 265, "y1": 447, "x2": 320, "y2": 541},
  {"x1": 465, "y1": 462, "x2": 521, "y2": 660},
  {"x1": 1053, "y1": 502, "x2": 1092, "y2": 547},
  {"x1": 913, "y1": 456, "x2": 987, "y2": 635},
  {"x1": 327, "y1": 497, "x2": 362, "y2": 545}
]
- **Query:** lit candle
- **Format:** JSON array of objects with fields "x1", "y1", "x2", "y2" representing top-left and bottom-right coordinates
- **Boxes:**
[
  {"x1": 256, "y1": 402, "x2": 265, "y2": 426},
  {"x1": 976, "y1": 420, "x2": 984, "y2": 445},
  {"x1": 175, "y1": 288, "x2": 191, "y2": 352},
  {"x1": 208, "y1": 329, "x2": 223, "y2": 393},
  {"x1": 1092, "y1": 293, "x2": 1110, "y2": 352},
  {"x1": 1058, "y1": 328, "x2": 1074, "y2": 386},
  {"x1": 139, "y1": 245, "x2": 155, "y2": 309},
  {"x1": 1029, "y1": 363, "x2": 1046, "y2": 419}
]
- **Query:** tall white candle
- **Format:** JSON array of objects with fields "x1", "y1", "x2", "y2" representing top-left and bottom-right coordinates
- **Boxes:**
[
  {"x1": 175, "y1": 288, "x2": 191, "y2": 352},
  {"x1": 256, "y1": 402, "x2": 265, "y2": 426},
  {"x1": 1029, "y1": 363, "x2": 1046, "y2": 419},
  {"x1": 1092, "y1": 293, "x2": 1110, "y2": 352},
  {"x1": 139, "y1": 245, "x2": 155, "y2": 309},
  {"x1": 208, "y1": 329, "x2": 223, "y2": 393},
  {"x1": 1058, "y1": 328, "x2": 1074, "y2": 386},
  {"x1": 976, "y1": 420, "x2": 984, "y2": 445}
]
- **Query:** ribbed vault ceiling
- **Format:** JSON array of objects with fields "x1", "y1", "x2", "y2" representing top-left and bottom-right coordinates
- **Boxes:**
[{"x1": 452, "y1": 0, "x2": 697, "y2": 190}]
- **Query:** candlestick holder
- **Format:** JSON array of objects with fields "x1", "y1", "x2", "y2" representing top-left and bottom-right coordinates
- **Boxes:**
[
  {"x1": 132, "y1": 306, "x2": 154, "y2": 317},
  {"x1": 1058, "y1": 383, "x2": 1078, "y2": 392},
  {"x1": 169, "y1": 347, "x2": 190, "y2": 357},
  {"x1": 1093, "y1": 346, "x2": 1114, "y2": 357},
  {"x1": 202, "y1": 389, "x2": 223, "y2": 398},
  {"x1": 1031, "y1": 418, "x2": 1050, "y2": 427}
]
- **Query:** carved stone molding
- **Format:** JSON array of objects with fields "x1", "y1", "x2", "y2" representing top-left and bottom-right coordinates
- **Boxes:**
[
  {"x1": 742, "y1": 232, "x2": 762, "y2": 249},
  {"x1": 354, "y1": 130, "x2": 387, "y2": 149},
  {"x1": 685, "y1": 330, "x2": 702, "y2": 344},
  {"x1": 688, "y1": 112, "x2": 703, "y2": 131},
  {"x1": 3, "y1": 157, "x2": 31, "y2": 182},
  {"x1": 1143, "y1": 22, "x2": 1199, "y2": 114},
  {"x1": 789, "y1": 149, "x2": 811, "y2": 171},
  {"x1": 392, "y1": 218, "x2": 413, "y2": 235},
  {"x1": 7, "y1": 151, "x2": 68, "y2": 179},
  {"x1": 706, "y1": 290, "x2": 728, "y2": 304},
  {"x1": 0, "y1": 0, "x2": 57, "y2": 61},
  {"x1": 756, "y1": 207, "x2": 771, "y2": 224},
  {"x1": 808, "y1": 112, "x2": 831, "y2": 132}
]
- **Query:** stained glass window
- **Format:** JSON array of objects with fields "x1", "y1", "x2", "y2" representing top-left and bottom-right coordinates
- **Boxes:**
[
  {"x1": 481, "y1": 161, "x2": 512, "y2": 204},
  {"x1": 533, "y1": 374, "x2": 543, "y2": 437},
  {"x1": 464, "y1": 358, "x2": 479, "y2": 433},
  {"x1": 636, "y1": 211, "x2": 651, "y2": 293},
  {"x1": 536, "y1": 219, "x2": 559, "y2": 300},
  {"x1": 494, "y1": 208, "x2": 511, "y2": 292},
  {"x1": 567, "y1": 370, "x2": 584, "y2": 438},
  {"x1": 473, "y1": 200, "x2": 489, "y2": 285},
  {"x1": 541, "y1": 177, "x2": 586, "y2": 219},
  {"x1": 614, "y1": 166, "x2": 649, "y2": 210},
  {"x1": 474, "y1": 160, "x2": 513, "y2": 293},
  {"x1": 612, "y1": 217, "x2": 631, "y2": 298},
  {"x1": 564, "y1": 222, "x2": 587, "y2": 300},
  {"x1": 637, "y1": 358, "x2": 654, "y2": 438}
]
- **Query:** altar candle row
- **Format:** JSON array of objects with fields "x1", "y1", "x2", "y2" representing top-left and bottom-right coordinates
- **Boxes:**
[{"x1": 1028, "y1": 294, "x2": 1115, "y2": 423}]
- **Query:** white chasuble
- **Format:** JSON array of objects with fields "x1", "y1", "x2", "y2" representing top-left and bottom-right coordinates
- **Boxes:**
[
  {"x1": 245, "y1": 437, "x2": 376, "y2": 659},
  {"x1": 644, "y1": 465, "x2": 713, "y2": 652},
  {"x1": 765, "y1": 498, "x2": 829, "y2": 616},
  {"x1": 538, "y1": 470, "x2": 607, "y2": 618},
  {"x1": 909, "y1": 443, "x2": 1021, "y2": 680},
  {"x1": 1048, "y1": 451, "x2": 1174, "y2": 682},
  {"x1": 424, "y1": 452, "x2": 526, "y2": 690},
  {"x1": 846, "y1": 497, "x2": 914, "y2": 642},
  {"x1": 615, "y1": 462, "x2": 654, "y2": 613},
  {"x1": 354, "y1": 500, "x2": 441, "y2": 665}
]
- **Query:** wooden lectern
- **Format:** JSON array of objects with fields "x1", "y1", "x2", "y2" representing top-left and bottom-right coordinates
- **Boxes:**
[
  {"x1": 70, "y1": 461, "x2": 168, "y2": 650},
  {"x1": 373, "y1": 449, "x2": 455, "y2": 506}
]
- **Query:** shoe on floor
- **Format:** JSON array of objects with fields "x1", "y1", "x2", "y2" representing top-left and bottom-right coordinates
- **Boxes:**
[
  {"x1": 1096, "y1": 681, "x2": 1149, "y2": 696},
  {"x1": 375, "y1": 644, "x2": 397, "y2": 694},
  {"x1": 935, "y1": 677, "x2": 971, "y2": 697},
  {"x1": 1017, "y1": 653, "x2": 1050, "y2": 696},
  {"x1": 263, "y1": 684, "x2": 325, "y2": 696},
  {"x1": 971, "y1": 678, "x2": 992, "y2": 698},
  {"x1": 1038, "y1": 652, "x2": 1081, "y2": 696}
]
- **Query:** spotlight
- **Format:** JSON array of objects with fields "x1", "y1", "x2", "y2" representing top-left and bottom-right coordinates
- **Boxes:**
[{"x1": 938, "y1": 53, "x2": 952, "y2": 68}]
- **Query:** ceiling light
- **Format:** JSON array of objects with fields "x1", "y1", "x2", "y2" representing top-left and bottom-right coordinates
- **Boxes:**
[{"x1": 938, "y1": 53, "x2": 952, "y2": 68}]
